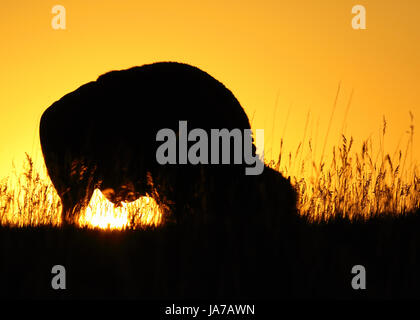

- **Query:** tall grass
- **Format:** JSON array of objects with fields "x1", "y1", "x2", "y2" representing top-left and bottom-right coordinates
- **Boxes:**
[
  {"x1": 0, "y1": 154, "x2": 162, "y2": 229},
  {"x1": 0, "y1": 119, "x2": 419, "y2": 228},
  {"x1": 270, "y1": 116, "x2": 419, "y2": 222},
  {"x1": 0, "y1": 154, "x2": 61, "y2": 227}
]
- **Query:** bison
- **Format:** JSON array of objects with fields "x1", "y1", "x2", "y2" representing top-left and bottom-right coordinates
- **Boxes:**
[{"x1": 40, "y1": 62, "x2": 296, "y2": 226}]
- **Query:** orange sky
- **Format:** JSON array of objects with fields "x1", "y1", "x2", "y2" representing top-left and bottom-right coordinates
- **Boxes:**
[{"x1": 0, "y1": 0, "x2": 418, "y2": 180}]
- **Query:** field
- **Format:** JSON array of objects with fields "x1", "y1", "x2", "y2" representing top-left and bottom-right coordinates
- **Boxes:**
[
  {"x1": 1, "y1": 208, "x2": 420, "y2": 299},
  {"x1": 0, "y1": 119, "x2": 419, "y2": 299}
]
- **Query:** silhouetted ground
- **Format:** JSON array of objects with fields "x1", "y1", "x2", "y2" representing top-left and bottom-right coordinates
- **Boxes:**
[{"x1": 1, "y1": 208, "x2": 420, "y2": 299}]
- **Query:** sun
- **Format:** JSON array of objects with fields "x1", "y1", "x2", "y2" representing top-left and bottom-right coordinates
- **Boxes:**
[{"x1": 78, "y1": 189, "x2": 162, "y2": 230}]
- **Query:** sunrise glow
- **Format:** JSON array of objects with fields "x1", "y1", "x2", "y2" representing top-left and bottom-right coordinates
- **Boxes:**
[{"x1": 78, "y1": 189, "x2": 162, "y2": 230}]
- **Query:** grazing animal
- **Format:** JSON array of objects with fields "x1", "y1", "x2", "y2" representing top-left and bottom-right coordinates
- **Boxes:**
[{"x1": 40, "y1": 62, "x2": 296, "y2": 225}]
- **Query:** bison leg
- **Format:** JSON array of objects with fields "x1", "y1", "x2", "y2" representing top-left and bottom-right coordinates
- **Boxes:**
[{"x1": 60, "y1": 182, "x2": 95, "y2": 227}]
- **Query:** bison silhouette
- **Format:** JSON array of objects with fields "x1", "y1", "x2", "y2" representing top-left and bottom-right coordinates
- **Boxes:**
[{"x1": 40, "y1": 62, "x2": 296, "y2": 226}]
